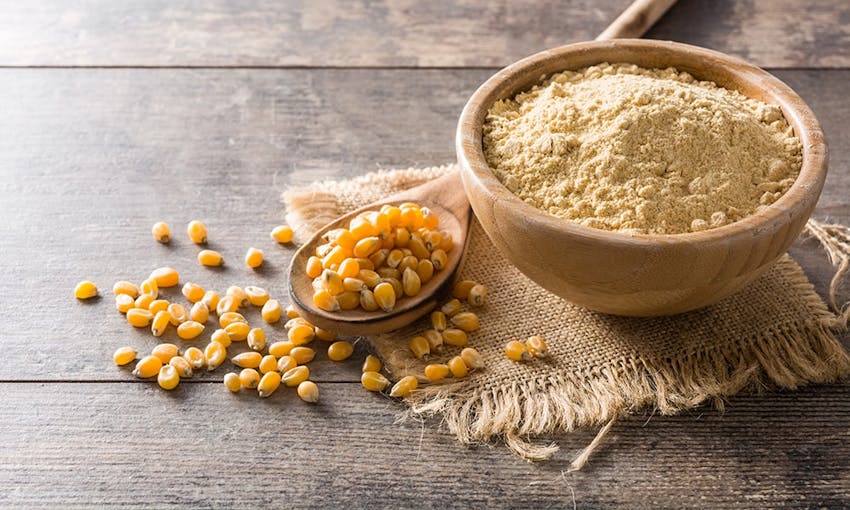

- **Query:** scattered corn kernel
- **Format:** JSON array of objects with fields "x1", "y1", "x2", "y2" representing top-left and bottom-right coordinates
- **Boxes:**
[
  {"x1": 424, "y1": 364, "x2": 450, "y2": 382},
  {"x1": 226, "y1": 286, "x2": 249, "y2": 307},
  {"x1": 198, "y1": 249, "x2": 224, "y2": 267},
  {"x1": 285, "y1": 304, "x2": 300, "y2": 319},
  {"x1": 361, "y1": 371, "x2": 390, "y2": 392},
  {"x1": 219, "y1": 312, "x2": 247, "y2": 328},
  {"x1": 271, "y1": 225, "x2": 294, "y2": 243},
  {"x1": 505, "y1": 340, "x2": 526, "y2": 361},
  {"x1": 150, "y1": 267, "x2": 179, "y2": 288},
  {"x1": 460, "y1": 348, "x2": 485, "y2": 370},
  {"x1": 284, "y1": 317, "x2": 313, "y2": 331},
  {"x1": 468, "y1": 284, "x2": 487, "y2": 307},
  {"x1": 132, "y1": 355, "x2": 162, "y2": 378},
  {"x1": 187, "y1": 220, "x2": 208, "y2": 244},
  {"x1": 448, "y1": 356, "x2": 468, "y2": 378},
  {"x1": 134, "y1": 293, "x2": 155, "y2": 310},
  {"x1": 190, "y1": 301, "x2": 209, "y2": 323},
  {"x1": 277, "y1": 355, "x2": 297, "y2": 373},
  {"x1": 247, "y1": 327, "x2": 267, "y2": 352},
  {"x1": 167, "y1": 303, "x2": 188, "y2": 325},
  {"x1": 127, "y1": 308, "x2": 154, "y2": 327},
  {"x1": 204, "y1": 342, "x2": 226, "y2": 371},
  {"x1": 314, "y1": 327, "x2": 336, "y2": 342},
  {"x1": 297, "y1": 381, "x2": 319, "y2": 403},
  {"x1": 223, "y1": 372, "x2": 241, "y2": 392},
  {"x1": 113, "y1": 346, "x2": 137, "y2": 366},
  {"x1": 373, "y1": 282, "x2": 396, "y2": 312},
  {"x1": 422, "y1": 329, "x2": 443, "y2": 351},
  {"x1": 239, "y1": 368, "x2": 261, "y2": 389},
  {"x1": 202, "y1": 290, "x2": 220, "y2": 311},
  {"x1": 441, "y1": 299, "x2": 461, "y2": 317},
  {"x1": 290, "y1": 346, "x2": 316, "y2": 365},
  {"x1": 152, "y1": 222, "x2": 171, "y2": 243},
  {"x1": 115, "y1": 294, "x2": 134, "y2": 313},
  {"x1": 362, "y1": 354, "x2": 382, "y2": 373},
  {"x1": 184, "y1": 347, "x2": 206, "y2": 369},
  {"x1": 269, "y1": 341, "x2": 295, "y2": 358},
  {"x1": 148, "y1": 299, "x2": 169, "y2": 315},
  {"x1": 258, "y1": 371, "x2": 282, "y2": 397},
  {"x1": 182, "y1": 282, "x2": 205, "y2": 303},
  {"x1": 74, "y1": 280, "x2": 98, "y2": 300},
  {"x1": 288, "y1": 324, "x2": 315, "y2": 345},
  {"x1": 177, "y1": 320, "x2": 205, "y2": 340},
  {"x1": 157, "y1": 365, "x2": 180, "y2": 390},
  {"x1": 258, "y1": 354, "x2": 278, "y2": 374},
  {"x1": 430, "y1": 311, "x2": 447, "y2": 332},
  {"x1": 282, "y1": 366, "x2": 310, "y2": 387},
  {"x1": 112, "y1": 281, "x2": 139, "y2": 298},
  {"x1": 209, "y1": 328, "x2": 231, "y2": 348},
  {"x1": 169, "y1": 356, "x2": 193, "y2": 378},
  {"x1": 140, "y1": 278, "x2": 158, "y2": 297},
  {"x1": 245, "y1": 247, "x2": 264, "y2": 268},
  {"x1": 224, "y1": 321, "x2": 250, "y2": 341},
  {"x1": 151, "y1": 311, "x2": 173, "y2": 337},
  {"x1": 451, "y1": 280, "x2": 476, "y2": 300},
  {"x1": 526, "y1": 336, "x2": 549, "y2": 358},
  {"x1": 441, "y1": 329, "x2": 468, "y2": 347},
  {"x1": 232, "y1": 351, "x2": 262, "y2": 369},
  {"x1": 327, "y1": 341, "x2": 354, "y2": 361},
  {"x1": 389, "y1": 375, "x2": 418, "y2": 398},
  {"x1": 260, "y1": 299, "x2": 282, "y2": 323},
  {"x1": 408, "y1": 336, "x2": 430, "y2": 359},
  {"x1": 450, "y1": 312, "x2": 479, "y2": 332},
  {"x1": 244, "y1": 286, "x2": 269, "y2": 307}
]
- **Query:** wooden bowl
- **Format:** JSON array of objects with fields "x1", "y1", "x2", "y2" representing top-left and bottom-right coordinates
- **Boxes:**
[{"x1": 456, "y1": 39, "x2": 827, "y2": 316}]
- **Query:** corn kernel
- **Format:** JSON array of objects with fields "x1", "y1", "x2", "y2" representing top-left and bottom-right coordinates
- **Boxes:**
[
  {"x1": 270, "y1": 356, "x2": 294, "y2": 375},
  {"x1": 362, "y1": 354, "x2": 382, "y2": 373},
  {"x1": 373, "y1": 282, "x2": 396, "y2": 312},
  {"x1": 342, "y1": 277, "x2": 366, "y2": 293},
  {"x1": 359, "y1": 289, "x2": 379, "y2": 312},
  {"x1": 151, "y1": 222, "x2": 171, "y2": 243},
  {"x1": 390, "y1": 375, "x2": 418, "y2": 398},
  {"x1": 269, "y1": 341, "x2": 295, "y2": 358},
  {"x1": 448, "y1": 356, "x2": 468, "y2": 378},
  {"x1": 319, "y1": 269, "x2": 344, "y2": 296},
  {"x1": 134, "y1": 293, "x2": 155, "y2": 310},
  {"x1": 452, "y1": 280, "x2": 476, "y2": 300},
  {"x1": 127, "y1": 308, "x2": 154, "y2": 327},
  {"x1": 157, "y1": 365, "x2": 180, "y2": 390},
  {"x1": 313, "y1": 289, "x2": 340, "y2": 312},
  {"x1": 430, "y1": 311, "x2": 447, "y2": 331},
  {"x1": 223, "y1": 372, "x2": 241, "y2": 392},
  {"x1": 115, "y1": 294, "x2": 134, "y2": 313},
  {"x1": 260, "y1": 299, "x2": 281, "y2": 324},
  {"x1": 337, "y1": 290, "x2": 361, "y2": 310},
  {"x1": 186, "y1": 220, "x2": 208, "y2": 244},
  {"x1": 284, "y1": 304, "x2": 300, "y2": 319},
  {"x1": 244, "y1": 286, "x2": 269, "y2": 307},
  {"x1": 314, "y1": 327, "x2": 336, "y2": 342},
  {"x1": 327, "y1": 341, "x2": 354, "y2": 361},
  {"x1": 383, "y1": 277, "x2": 404, "y2": 299},
  {"x1": 167, "y1": 303, "x2": 188, "y2": 325},
  {"x1": 450, "y1": 312, "x2": 479, "y2": 332},
  {"x1": 290, "y1": 346, "x2": 316, "y2": 365},
  {"x1": 184, "y1": 346, "x2": 206, "y2": 369},
  {"x1": 288, "y1": 324, "x2": 315, "y2": 346},
  {"x1": 271, "y1": 225, "x2": 294, "y2": 244},
  {"x1": 150, "y1": 267, "x2": 179, "y2": 288},
  {"x1": 353, "y1": 257, "x2": 375, "y2": 271},
  {"x1": 247, "y1": 327, "x2": 266, "y2": 352},
  {"x1": 215, "y1": 299, "x2": 239, "y2": 320},
  {"x1": 377, "y1": 267, "x2": 401, "y2": 280},
  {"x1": 258, "y1": 371, "x2": 282, "y2": 397},
  {"x1": 349, "y1": 217, "x2": 377, "y2": 239},
  {"x1": 441, "y1": 298, "x2": 462, "y2": 317},
  {"x1": 505, "y1": 340, "x2": 526, "y2": 361},
  {"x1": 408, "y1": 336, "x2": 430, "y2": 359},
  {"x1": 468, "y1": 284, "x2": 487, "y2": 307},
  {"x1": 315, "y1": 242, "x2": 333, "y2": 258},
  {"x1": 132, "y1": 355, "x2": 162, "y2": 378},
  {"x1": 151, "y1": 311, "x2": 173, "y2": 337},
  {"x1": 460, "y1": 347, "x2": 484, "y2": 370},
  {"x1": 282, "y1": 365, "x2": 310, "y2": 387},
  {"x1": 385, "y1": 249, "x2": 403, "y2": 269},
  {"x1": 232, "y1": 351, "x2": 262, "y2": 369},
  {"x1": 422, "y1": 230, "x2": 442, "y2": 251},
  {"x1": 430, "y1": 249, "x2": 448, "y2": 271},
  {"x1": 398, "y1": 255, "x2": 419, "y2": 274},
  {"x1": 322, "y1": 245, "x2": 348, "y2": 269},
  {"x1": 526, "y1": 336, "x2": 549, "y2": 358},
  {"x1": 239, "y1": 368, "x2": 261, "y2": 389},
  {"x1": 284, "y1": 317, "x2": 313, "y2": 331},
  {"x1": 442, "y1": 329, "x2": 468, "y2": 347},
  {"x1": 74, "y1": 280, "x2": 98, "y2": 300},
  {"x1": 224, "y1": 321, "x2": 250, "y2": 341},
  {"x1": 297, "y1": 381, "x2": 319, "y2": 403},
  {"x1": 408, "y1": 236, "x2": 430, "y2": 260},
  {"x1": 198, "y1": 249, "x2": 224, "y2": 267},
  {"x1": 416, "y1": 259, "x2": 435, "y2": 284},
  {"x1": 206, "y1": 341, "x2": 227, "y2": 371},
  {"x1": 306, "y1": 256, "x2": 324, "y2": 278},
  {"x1": 423, "y1": 329, "x2": 443, "y2": 351},
  {"x1": 148, "y1": 299, "x2": 169, "y2": 315},
  {"x1": 113, "y1": 346, "x2": 137, "y2": 366},
  {"x1": 358, "y1": 269, "x2": 381, "y2": 288},
  {"x1": 402, "y1": 267, "x2": 421, "y2": 297},
  {"x1": 140, "y1": 278, "x2": 158, "y2": 298},
  {"x1": 361, "y1": 371, "x2": 390, "y2": 392},
  {"x1": 190, "y1": 301, "x2": 209, "y2": 323},
  {"x1": 338, "y1": 259, "x2": 361, "y2": 281},
  {"x1": 368, "y1": 248, "x2": 389, "y2": 268},
  {"x1": 255, "y1": 354, "x2": 276, "y2": 375},
  {"x1": 169, "y1": 356, "x2": 193, "y2": 378},
  {"x1": 201, "y1": 290, "x2": 220, "y2": 311},
  {"x1": 113, "y1": 281, "x2": 139, "y2": 298},
  {"x1": 210, "y1": 328, "x2": 232, "y2": 348},
  {"x1": 424, "y1": 364, "x2": 450, "y2": 382},
  {"x1": 177, "y1": 320, "x2": 205, "y2": 340},
  {"x1": 245, "y1": 247, "x2": 264, "y2": 268}
]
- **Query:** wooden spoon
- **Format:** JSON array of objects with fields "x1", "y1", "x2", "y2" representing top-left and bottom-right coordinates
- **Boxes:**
[{"x1": 288, "y1": 169, "x2": 471, "y2": 336}]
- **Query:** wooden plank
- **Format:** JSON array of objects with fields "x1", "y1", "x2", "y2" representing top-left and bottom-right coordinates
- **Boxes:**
[
  {"x1": 1, "y1": 382, "x2": 849, "y2": 507},
  {"x1": 0, "y1": 0, "x2": 847, "y2": 68},
  {"x1": 1, "y1": 68, "x2": 849, "y2": 381}
]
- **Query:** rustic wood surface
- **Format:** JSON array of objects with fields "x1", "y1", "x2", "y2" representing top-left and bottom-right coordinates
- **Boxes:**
[{"x1": 0, "y1": 0, "x2": 849, "y2": 507}]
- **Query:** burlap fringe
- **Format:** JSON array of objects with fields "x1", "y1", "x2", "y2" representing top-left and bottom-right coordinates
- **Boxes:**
[{"x1": 804, "y1": 219, "x2": 850, "y2": 326}]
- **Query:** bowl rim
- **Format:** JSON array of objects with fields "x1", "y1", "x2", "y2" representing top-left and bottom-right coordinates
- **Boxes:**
[{"x1": 456, "y1": 39, "x2": 827, "y2": 247}]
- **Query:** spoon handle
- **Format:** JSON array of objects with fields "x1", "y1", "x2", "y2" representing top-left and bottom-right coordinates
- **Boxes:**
[{"x1": 595, "y1": 0, "x2": 678, "y2": 41}]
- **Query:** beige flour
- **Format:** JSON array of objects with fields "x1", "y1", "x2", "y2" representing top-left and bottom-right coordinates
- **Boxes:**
[{"x1": 482, "y1": 63, "x2": 803, "y2": 234}]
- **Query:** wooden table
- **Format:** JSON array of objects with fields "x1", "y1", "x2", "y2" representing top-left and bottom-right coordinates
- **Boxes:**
[{"x1": 1, "y1": 1, "x2": 848, "y2": 507}]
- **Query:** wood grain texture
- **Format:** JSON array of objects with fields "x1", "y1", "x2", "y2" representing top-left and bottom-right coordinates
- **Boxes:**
[
  {"x1": 0, "y1": 0, "x2": 848, "y2": 68},
  {"x1": 1, "y1": 382, "x2": 849, "y2": 508}
]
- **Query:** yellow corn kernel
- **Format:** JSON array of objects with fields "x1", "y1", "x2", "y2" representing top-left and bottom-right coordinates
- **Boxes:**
[
  {"x1": 239, "y1": 368, "x2": 261, "y2": 389},
  {"x1": 115, "y1": 294, "x2": 135, "y2": 314},
  {"x1": 232, "y1": 351, "x2": 262, "y2": 369},
  {"x1": 184, "y1": 346, "x2": 206, "y2": 369},
  {"x1": 423, "y1": 329, "x2": 443, "y2": 351},
  {"x1": 284, "y1": 317, "x2": 313, "y2": 331},
  {"x1": 321, "y1": 245, "x2": 348, "y2": 269},
  {"x1": 260, "y1": 299, "x2": 282, "y2": 324},
  {"x1": 271, "y1": 225, "x2": 294, "y2": 243},
  {"x1": 182, "y1": 282, "x2": 205, "y2": 303},
  {"x1": 441, "y1": 298, "x2": 462, "y2": 317},
  {"x1": 334, "y1": 230, "x2": 357, "y2": 252},
  {"x1": 134, "y1": 293, "x2": 155, "y2": 310},
  {"x1": 148, "y1": 299, "x2": 169, "y2": 315},
  {"x1": 460, "y1": 347, "x2": 485, "y2": 370},
  {"x1": 368, "y1": 248, "x2": 389, "y2": 268},
  {"x1": 315, "y1": 243, "x2": 333, "y2": 258},
  {"x1": 385, "y1": 249, "x2": 403, "y2": 269},
  {"x1": 245, "y1": 247, "x2": 264, "y2": 269},
  {"x1": 113, "y1": 346, "x2": 137, "y2": 366},
  {"x1": 389, "y1": 375, "x2": 418, "y2": 398},
  {"x1": 206, "y1": 345, "x2": 224, "y2": 370},
  {"x1": 187, "y1": 220, "x2": 208, "y2": 244},
  {"x1": 422, "y1": 231, "x2": 442, "y2": 252},
  {"x1": 151, "y1": 222, "x2": 171, "y2": 243},
  {"x1": 398, "y1": 255, "x2": 419, "y2": 275},
  {"x1": 257, "y1": 354, "x2": 277, "y2": 375},
  {"x1": 151, "y1": 310, "x2": 173, "y2": 337},
  {"x1": 112, "y1": 281, "x2": 139, "y2": 298},
  {"x1": 436, "y1": 230, "x2": 452, "y2": 251},
  {"x1": 357, "y1": 269, "x2": 381, "y2": 288},
  {"x1": 327, "y1": 341, "x2": 354, "y2": 361},
  {"x1": 424, "y1": 364, "x2": 450, "y2": 382},
  {"x1": 157, "y1": 365, "x2": 180, "y2": 390},
  {"x1": 353, "y1": 258, "x2": 374, "y2": 271},
  {"x1": 416, "y1": 259, "x2": 435, "y2": 284},
  {"x1": 361, "y1": 371, "x2": 390, "y2": 392},
  {"x1": 258, "y1": 371, "x2": 282, "y2": 397},
  {"x1": 430, "y1": 311, "x2": 447, "y2": 331},
  {"x1": 277, "y1": 355, "x2": 297, "y2": 373},
  {"x1": 190, "y1": 301, "x2": 209, "y2": 323},
  {"x1": 224, "y1": 321, "x2": 250, "y2": 342},
  {"x1": 442, "y1": 329, "x2": 468, "y2": 347},
  {"x1": 201, "y1": 290, "x2": 220, "y2": 311},
  {"x1": 208, "y1": 328, "x2": 230, "y2": 348},
  {"x1": 285, "y1": 305, "x2": 300, "y2": 319},
  {"x1": 430, "y1": 249, "x2": 448, "y2": 271},
  {"x1": 468, "y1": 284, "x2": 487, "y2": 307},
  {"x1": 306, "y1": 256, "x2": 324, "y2": 278},
  {"x1": 198, "y1": 249, "x2": 224, "y2": 267},
  {"x1": 362, "y1": 354, "x2": 382, "y2": 373},
  {"x1": 314, "y1": 327, "x2": 336, "y2": 342},
  {"x1": 223, "y1": 372, "x2": 241, "y2": 392},
  {"x1": 408, "y1": 237, "x2": 429, "y2": 260},
  {"x1": 244, "y1": 286, "x2": 269, "y2": 307},
  {"x1": 393, "y1": 227, "x2": 410, "y2": 248},
  {"x1": 448, "y1": 356, "x2": 468, "y2": 378},
  {"x1": 163, "y1": 304, "x2": 185, "y2": 326},
  {"x1": 269, "y1": 341, "x2": 295, "y2": 358},
  {"x1": 229, "y1": 285, "x2": 252, "y2": 305},
  {"x1": 288, "y1": 324, "x2": 315, "y2": 346},
  {"x1": 215, "y1": 296, "x2": 239, "y2": 317},
  {"x1": 290, "y1": 346, "x2": 316, "y2": 365},
  {"x1": 359, "y1": 289, "x2": 379, "y2": 312},
  {"x1": 140, "y1": 278, "x2": 158, "y2": 298},
  {"x1": 150, "y1": 267, "x2": 179, "y2": 288},
  {"x1": 282, "y1": 365, "x2": 310, "y2": 387},
  {"x1": 349, "y1": 217, "x2": 377, "y2": 240},
  {"x1": 421, "y1": 206, "x2": 440, "y2": 230},
  {"x1": 297, "y1": 381, "x2": 319, "y2": 403},
  {"x1": 505, "y1": 340, "x2": 526, "y2": 361},
  {"x1": 408, "y1": 336, "x2": 430, "y2": 359},
  {"x1": 177, "y1": 321, "x2": 205, "y2": 340},
  {"x1": 247, "y1": 327, "x2": 267, "y2": 352},
  {"x1": 377, "y1": 267, "x2": 401, "y2": 280},
  {"x1": 319, "y1": 269, "x2": 344, "y2": 296},
  {"x1": 372, "y1": 282, "x2": 396, "y2": 312},
  {"x1": 450, "y1": 312, "x2": 479, "y2": 332},
  {"x1": 399, "y1": 204, "x2": 422, "y2": 227},
  {"x1": 526, "y1": 336, "x2": 549, "y2": 358},
  {"x1": 380, "y1": 205, "x2": 401, "y2": 227},
  {"x1": 132, "y1": 355, "x2": 162, "y2": 378},
  {"x1": 343, "y1": 277, "x2": 367, "y2": 293},
  {"x1": 313, "y1": 289, "x2": 340, "y2": 312},
  {"x1": 381, "y1": 277, "x2": 403, "y2": 299},
  {"x1": 337, "y1": 290, "x2": 361, "y2": 310},
  {"x1": 127, "y1": 308, "x2": 154, "y2": 328},
  {"x1": 338, "y1": 258, "x2": 360, "y2": 280},
  {"x1": 452, "y1": 280, "x2": 476, "y2": 300},
  {"x1": 402, "y1": 267, "x2": 421, "y2": 297},
  {"x1": 169, "y1": 356, "x2": 193, "y2": 378}
]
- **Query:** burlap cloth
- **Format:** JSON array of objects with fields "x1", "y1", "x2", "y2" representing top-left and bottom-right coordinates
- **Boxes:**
[{"x1": 283, "y1": 164, "x2": 850, "y2": 468}]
